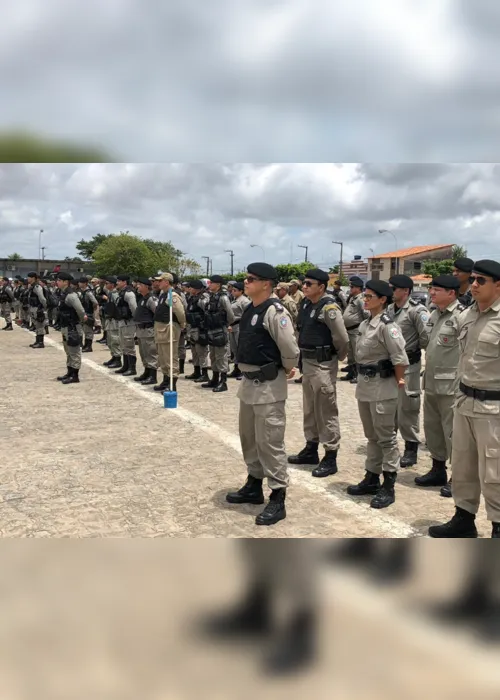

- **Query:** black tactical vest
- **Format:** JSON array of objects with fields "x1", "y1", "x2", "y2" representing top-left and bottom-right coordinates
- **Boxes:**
[
  {"x1": 81, "y1": 289, "x2": 94, "y2": 315},
  {"x1": 154, "y1": 292, "x2": 179, "y2": 324},
  {"x1": 236, "y1": 299, "x2": 283, "y2": 367},
  {"x1": 58, "y1": 291, "x2": 80, "y2": 327},
  {"x1": 186, "y1": 294, "x2": 205, "y2": 328},
  {"x1": 298, "y1": 296, "x2": 336, "y2": 350},
  {"x1": 134, "y1": 293, "x2": 155, "y2": 324},
  {"x1": 115, "y1": 286, "x2": 134, "y2": 320},
  {"x1": 204, "y1": 292, "x2": 227, "y2": 330},
  {"x1": 0, "y1": 285, "x2": 12, "y2": 303},
  {"x1": 28, "y1": 284, "x2": 44, "y2": 308}
]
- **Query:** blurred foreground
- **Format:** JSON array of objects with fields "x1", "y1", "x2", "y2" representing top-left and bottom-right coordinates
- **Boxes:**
[{"x1": 0, "y1": 540, "x2": 498, "y2": 699}]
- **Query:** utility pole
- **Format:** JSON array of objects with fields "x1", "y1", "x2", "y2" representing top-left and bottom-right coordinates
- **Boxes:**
[
  {"x1": 202, "y1": 256, "x2": 210, "y2": 276},
  {"x1": 210, "y1": 259, "x2": 213, "y2": 276},
  {"x1": 298, "y1": 244, "x2": 308, "y2": 262},
  {"x1": 41, "y1": 247, "x2": 46, "y2": 261},
  {"x1": 225, "y1": 249, "x2": 234, "y2": 277},
  {"x1": 332, "y1": 240, "x2": 343, "y2": 281},
  {"x1": 39, "y1": 229, "x2": 43, "y2": 261}
]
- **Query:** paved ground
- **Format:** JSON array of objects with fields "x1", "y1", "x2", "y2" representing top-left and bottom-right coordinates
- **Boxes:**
[{"x1": 0, "y1": 322, "x2": 491, "y2": 537}]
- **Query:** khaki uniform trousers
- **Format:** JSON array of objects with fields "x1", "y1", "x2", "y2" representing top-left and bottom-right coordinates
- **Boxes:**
[
  {"x1": 191, "y1": 342, "x2": 209, "y2": 368},
  {"x1": 423, "y1": 392, "x2": 454, "y2": 463},
  {"x1": 239, "y1": 401, "x2": 289, "y2": 490},
  {"x1": 136, "y1": 327, "x2": 158, "y2": 370},
  {"x1": 209, "y1": 344, "x2": 229, "y2": 373},
  {"x1": 155, "y1": 322, "x2": 181, "y2": 377},
  {"x1": 118, "y1": 321, "x2": 136, "y2": 356},
  {"x1": 358, "y1": 398, "x2": 400, "y2": 474},
  {"x1": 452, "y1": 408, "x2": 500, "y2": 523},
  {"x1": 395, "y1": 362, "x2": 421, "y2": 443},
  {"x1": 1, "y1": 302, "x2": 12, "y2": 324},
  {"x1": 62, "y1": 325, "x2": 83, "y2": 369},
  {"x1": 302, "y1": 358, "x2": 340, "y2": 451}
]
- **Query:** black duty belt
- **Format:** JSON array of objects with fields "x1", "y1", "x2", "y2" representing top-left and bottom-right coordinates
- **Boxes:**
[
  {"x1": 357, "y1": 360, "x2": 394, "y2": 378},
  {"x1": 346, "y1": 323, "x2": 360, "y2": 331},
  {"x1": 300, "y1": 346, "x2": 337, "y2": 362},
  {"x1": 459, "y1": 382, "x2": 500, "y2": 401},
  {"x1": 242, "y1": 362, "x2": 280, "y2": 383},
  {"x1": 407, "y1": 349, "x2": 422, "y2": 365},
  {"x1": 137, "y1": 322, "x2": 154, "y2": 329}
]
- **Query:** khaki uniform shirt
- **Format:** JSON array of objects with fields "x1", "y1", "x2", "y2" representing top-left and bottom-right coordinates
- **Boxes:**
[
  {"x1": 387, "y1": 298, "x2": 430, "y2": 379},
  {"x1": 343, "y1": 293, "x2": 367, "y2": 329},
  {"x1": 300, "y1": 295, "x2": 349, "y2": 363},
  {"x1": 290, "y1": 289, "x2": 304, "y2": 306},
  {"x1": 423, "y1": 299, "x2": 463, "y2": 395}
]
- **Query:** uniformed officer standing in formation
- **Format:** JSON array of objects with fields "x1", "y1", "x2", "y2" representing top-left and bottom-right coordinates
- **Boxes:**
[
  {"x1": 12, "y1": 278, "x2": 23, "y2": 324},
  {"x1": 0, "y1": 277, "x2": 14, "y2": 330},
  {"x1": 185, "y1": 280, "x2": 210, "y2": 383},
  {"x1": 173, "y1": 274, "x2": 188, "y2": 375},
  {"x1": 387, "y1": 274, "x2": 429, "y2": 467},
  {"x1": 452, "y1": 257, "x2": 475, "y2": 308},
  {"x1": 201, "y1": 274, "x2": 235, "y2": 393},
  {"x1": 153, "y1": 273, "x2": 186, "y2": 393},
  {"x1": 132, "y1": 278, "x2": 159, "y2": 386},
  {"x1": 330, "y1": 278, "x2": 347, "y2": 312},
  {"x1": 94, "y1": 278, "x2": 108, "y2": 345},
  {"x1": 19, "y1": 278, "x2": 31, "y2": 328},
  {"x1": 288, "y1": 269, "x2": 349, "y2": 477},
  {"x1": 27, "y1": 272, "x2": 48, "y2": 349},
  {"x1": 430, "y1": 260, "x2": 500, "y2": 538},
  {"x1": 288, "y1": 279, "x2": 304, "y2": 307},
  {"x1": 102, "y1": 276, "x2": 122, "y2": 369},
  {"x1": 341, "y1": 276, "x2": 368, "y2": 384},
  {"x1": 55, "y1": 272, "x2": 87, "y2": 384},
  {"x1": 415, "y1": 275, "x2": 463, "y2": 496},
  {"x1": 78, "y1": 277, "x2": 100, "y2": 353},
  {"x1": 225, "y1": 263, "x2": 299, "y2": 526},
  {"x1": 275, "y1": 282, "x2": 298, "y2": 327},
  {"x1": 114, "y1": 274, "x2": 138, "y2": 377},
  {"x1": 228, "y1": 281, "x2": 251, "y2": 379},
  {"x1": 347, "y1": 280, "x2": 408, "y2": 509}
]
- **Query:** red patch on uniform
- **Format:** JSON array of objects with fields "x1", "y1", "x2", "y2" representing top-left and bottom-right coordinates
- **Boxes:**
[{"x1": 443, "y1": 337, "x2": 448, "y2": 343}]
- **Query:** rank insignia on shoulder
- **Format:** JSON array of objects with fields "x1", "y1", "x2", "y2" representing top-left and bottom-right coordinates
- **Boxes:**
[
  {"x1": 409, "y1": 298, "x2": 419, "y2": 306},
  {"x1": 273, "y1": 302, "x2": 284, "y2": 312},
  {"x1": 457, "y1": 304, "x2": 465, "y2": 312},
  {"x1": 381, "y1": 313, "x2": 391, "y2": 324}
]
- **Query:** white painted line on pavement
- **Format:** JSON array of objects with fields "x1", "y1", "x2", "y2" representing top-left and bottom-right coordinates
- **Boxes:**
[{"x1": 21, "y1": 328, "x2": 419, "y2": 538}]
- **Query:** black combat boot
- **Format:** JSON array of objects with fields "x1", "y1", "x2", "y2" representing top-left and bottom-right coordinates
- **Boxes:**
[
  {"x1": 141, "y1": 369, "x2": 157, "y2": 386},
  {"x1": 294, "y1": 376, "x2": 303, "y2": 384},
  {"x1": 105, "y1": 356, "x2": 122, "y2": 368},
  {"x1": 213, "y1": 372, "x2": 228, "y2": 392},
  {"x1": 428, "y1": 506, "x2": 478, "y2": 538},
  {"x1": 185, "y1": 366, "x2": 201, "y2": 380},
  {"x1": 370, "y1": 471, "x2": 397, "y2": 509},
  {"x1": 349, "y1": 366, "x2": 358, "y2": 384},
  {"x1": 97, "y1": 331, "x2": 108, "y2": 344},
  {"x1": 193, "y1": 368, "x2": 209, "y2": 384},
  {"x1": 264, "y1": 608, "x2": 316, "y2": 675},
  {"x1": 134, "y1": 367, "x2": 150, "y2": 382},
  {"x1": 400, "y1": 441, "x2": 418, "y2": 468},
  {"x1": 123, "y1": 355, "x2": 137, "y2": 376},
  {"x1": 287, "y1": 441, "x2": 319, "y2": 465},
  {"x1": 201, "y1": 371, "x2": 219, "y2": 389},
  {"x1": 82, "y1": 338, "x2": 93, "y2": 353},
  {"x1": 203, "y1": 580, "x2": 271, "y2": 639},
  {"x1": 347, "y1": 470, "x2": 381, "y2": 496},
  {"x1": 312, "y1": 450, "x2": 338, "y2": 477},
  {"x1": 256, "y1": 488, "x2": 286, "y2": 526},
  {"x1": 179, "y1": 359, "x2": 185, "y2": 375},
  {"x1": 492, "y1": 522, "x2": 500, "y2": 538},
  {"x1": 340, "y1": 365, "x2": 355, "y2": 381},
  {"x1": 115, "y1": 355, "x2": 129, "y2": 374},
  {"x1": 31, "y1": 334, "x2": 44, "y2": 348},
  {"x1": 61, "y1": 368, "x2": 80, "y2": 384},
  {"x1": 227, "y1": 364, "x2": 242, "y2": 378},
  {"x1": 57, "y1": 367, "x2": 71, "y2": 381},
  {"x1": 415, "y1": 458, "x2": 447, "y2": 487},
  {"x1": 154, "y1": 375, "x2": 170, "y2": 392},
  {"x1": 226, "y1": 475, "x2": 264, "y2": 505},
  {"x1": 3, "y1": 322, "x2": 13, "y2": 331},
  {"x1": 440, "y1": 478, "x2": 452, "y2": 498}
]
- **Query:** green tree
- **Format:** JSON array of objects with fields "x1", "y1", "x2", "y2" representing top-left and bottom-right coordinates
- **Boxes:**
[
  {"x1": 274, "y1": 261, "x2": 317, "y2": 281},
  {"x1": 93, "y1": 233, "x2": 156, "y2": 277},
  {"x1": 175, "y1": 258, "x2": 202, "y2": 278},
  {"x1": 7, "y1": 253, "x2": 22, "y2": 260},
  {"x1": 0, "y1": 131, "x2": 112, "y2": 162},
  {"x1": 451, "y1": 245, "x2": 468, "y2": 259},
  {"x1": 76, "y1": 234, "x2": 110, "y2": 260},
  {"x1": 422, "y1": 259, "x2": 454, "y2": 278}
]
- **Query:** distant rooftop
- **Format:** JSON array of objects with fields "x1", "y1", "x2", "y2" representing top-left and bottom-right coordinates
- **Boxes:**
[{"x1": 368, "y1": 244, "x2": 453, "y2": 259}]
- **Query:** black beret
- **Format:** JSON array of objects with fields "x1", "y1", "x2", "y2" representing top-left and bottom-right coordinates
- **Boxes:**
[
  {"x1": 304, "y1": 268, "x2": 329, "y2": 285},
  {"x1": 232, "y1": 281, "x2": 244, "y2": 291},
  {"x1": 472, "y1": 259, "x2": 500, "y2": 280},
  {"x1": 105, "y1": 275, "x2": 117, "y2": 284},
  {"x1": 136, "y1": 277, "x2": 152, "y2": 286},
  {"x1": 389, "y1": 274, "x2": 414, "y2": 291},
  {"x1": 57, "y1": 272, "x2": 74, "y2": 281},
  {"x1": 454, "y1": 257, "x2": 474, "y2": 273},
  {"x1": 349, "y1": 276, "x2": 364, "y2": 287},
  {"x1": 27, "y1": 271, "x2": 38, "y2": 278},
  {"x1": 189, "y1": 280, "x2": 204, "y2": 290},
  {"x1": 116, "y1": 274, "x2": 130, "y2": 282},
  {"x1": 431, "y1": 275, "x2": 460, "y2": 291},
  {"x1": 247, "y1": 262, "x2": 278, "y2": 281},
  {"x1": 78, "y1": 276, "x2": 88, "y2": 284},
  {"x1": 209, "y1": 274, "x2": 225, "y2": 284},
  {"x1": 365, "y1": 279, "x2": 393, "y2": 299}
]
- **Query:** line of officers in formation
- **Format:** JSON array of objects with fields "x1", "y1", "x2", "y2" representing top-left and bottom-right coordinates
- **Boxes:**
[{"x1": 1, "y1": 256, "x2": 499, "y2": 536}]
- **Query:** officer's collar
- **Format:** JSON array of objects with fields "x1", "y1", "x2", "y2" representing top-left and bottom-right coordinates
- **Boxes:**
[{"x1": 368, "y1": 312, "x2": 384, "y2": 327}]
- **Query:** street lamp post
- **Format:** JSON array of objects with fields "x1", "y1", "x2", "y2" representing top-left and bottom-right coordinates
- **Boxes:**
[
  {"x1": 332, "y1": 240, "x2": 343, "y2": 281},
  {"x1": 378, "y1": 229, "x2": 399, "y2": 274},
  {"x1": 202, "y1": 256, "x2": 210, "y2": 277},
  {"x1": 298, "y1": 245, "x2": 308, "y2": 262},
  {"x1": 250, "y1": 244, "x2": 265, "y2": 261},
  {"x1": 38, "y1": 229, "x2": 43, "y2": 264},
  {"x1": 225, "y1": 249, "x2": 234, "y2": 277}
]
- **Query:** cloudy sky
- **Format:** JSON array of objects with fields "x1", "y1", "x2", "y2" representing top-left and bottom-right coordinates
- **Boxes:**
[
  {"x1": 1, "y1": 0, "x2": 500, "y2": 161},
  {"x1": 1, "y1": 163, "x2": 499, "y2": 272}
]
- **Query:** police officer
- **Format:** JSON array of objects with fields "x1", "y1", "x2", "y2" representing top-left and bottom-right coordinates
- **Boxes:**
[
  {"x1": 225, "y1": 263, "x2": 299, "y2": 526},
  {"x1": 12, "y1": 277, "x2": 23, "y2": 325},
  {"x1": 331, "y1": 279, "x2": 347, "y2": 312},
  {"x1": 26, "y1": 272, "x2": 48, "y2": 348},
  {"x1": 20, "y1": 279, "x2": 30, "y2": 328},
  {"x1": 173, "y1": 274, "x2": 188, "y2": 375},
  {"x1": 452, "y1": 257, "x2": 475, "y2": 308},
  {"x1": 94, "y1": 278, "x2": 108, "y2": 344},
  {"x1": 387, "y1": 274, "x2": 429, "y2": 467},
  {"x1": 288, "y1": 279, "x2": 304, "y2": 306},
  {"x1": 429, "y1": 260, "x2": 500, "y2": 538},
  {"x1": 102, "y1": 276, "x2": 122, "y2": 369},
  {"x1": 347, "y1": 280, "x2": 408, "y2": 509},
  {"x1": 78, "y1": 277, "x2": 100, "y2": 353},
  {"x1": 341, "y1": 276, "x2": 368, "y2": 383},
  {"x1": 275, "y1": 282, "x2": 298, "y2": 326},
  {"x1": 0, "y1": 277, "x2": 14, "y2": 330},
  {"x1": 153, "y1": 273, "x2": 186, "y2": 393},
  {"x1": 415, "y1": 275, "x2": 463, "y2": 495},
  {"x1": 55, "y1": 272, "x2": 86, "y2": 384},
  {"x1": 201, "y1": 274, "x2": 235, "y2": 392},
  {"x1": 133, "y1": 277, "x2": 159, "y2": 385},
  {"x1": 185, "y1": 280, "x2": 210, "y2": 383},
  {"x1": 114, "y1": 274, "x2": 138, "y2": 376},
  {"x1": 228, "y1": 281, "x2": 251, "y2": 379},
  {"x1": 288, "y1": 269, "x2": 349, "y2": 477}
]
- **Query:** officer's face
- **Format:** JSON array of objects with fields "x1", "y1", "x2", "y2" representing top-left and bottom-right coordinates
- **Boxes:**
[
  {"x1": 350, "y1": 285, "x2": 362, "y2": 296},
  {"x1": 429, "y1": 285, "x2": 454, "y2": 308},
  {"x1": 302, "y1": 278, "x2": 323, "y2": 300},
  {"x1": 276, "y1": 287, "x2": 287, "y2": 299},
  {"x1": 105, "y1": 283, "x2": 114, "y2": 291},
  {"x1": 453, "y1": 268, "x2": 470, "y2": 285},
  {"x1": 470, "y1": 273, "x2": 500, "y2": 303},
  {"x1": 137, "y1": 283, "x2": 149, "y2": 296},
  {"x1": 390, "y1": 286, "x2": 409, "y2": 305},
  {"x1": 209, "y1": 282, "x2": 221, "y2": 293},
  {"x1": 363, "y1": 290, "x2": 385, "y2": 312},
  {"x1": 116, "y1": 280, "x2": 126, "y2": 290},
  {"x1": 289, "y1": 283, "x2": 298, "y2": 295}
]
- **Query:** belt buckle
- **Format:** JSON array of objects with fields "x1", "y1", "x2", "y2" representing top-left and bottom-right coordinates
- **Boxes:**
[
  {"x1": 252, "y1": 378, "x2": 261, "y2": 387},
  {"x1": 363, "y1": 374, "x2": 370, "y2": 383},
  {"x1": 476, "y1": 389, "x2": 486, "y2": 401}
]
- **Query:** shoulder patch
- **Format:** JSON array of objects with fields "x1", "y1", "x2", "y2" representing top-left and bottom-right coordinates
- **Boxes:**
[
  {"x1": 380, "y1": 313, "x2": 391, "y2": 325},
  {"x1": 389, "y1": 327, "x2": 400, "y2": 339},
  {"x1": 279, "y1": 316, "x2": 288, "y2": 328},
  {"x1": 419, "y1": 312, "x2": 429, "y2": 323}
]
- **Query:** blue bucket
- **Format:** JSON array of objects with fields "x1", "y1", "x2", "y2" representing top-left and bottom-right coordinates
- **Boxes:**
[{"x1": 163, "y1": 391, "x2": 178, "y2": 409}]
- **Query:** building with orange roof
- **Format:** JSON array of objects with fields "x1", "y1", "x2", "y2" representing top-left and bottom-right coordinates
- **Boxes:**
[{"x1": 367, "y1": 244, "x2": 454, "y2": 282}]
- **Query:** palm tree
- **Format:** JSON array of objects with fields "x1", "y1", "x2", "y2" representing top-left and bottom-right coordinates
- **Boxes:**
[
  {"x1": 451, "y1": 245, "x2": 468, "y2": 259},
  {"x1": 7, "y1": 253, "x2": 22, "y2": 260}
]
